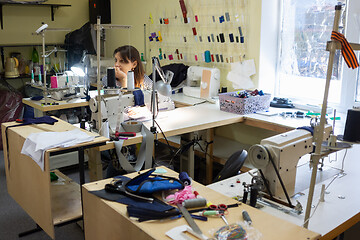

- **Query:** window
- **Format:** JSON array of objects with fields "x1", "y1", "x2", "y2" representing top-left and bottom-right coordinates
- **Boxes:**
[
  {"x1": 278, "y1": 0, "x2": 345, "y2": 104},
  {"x1": 259, "y1": 0, "x2": 360, "y2": 112}
]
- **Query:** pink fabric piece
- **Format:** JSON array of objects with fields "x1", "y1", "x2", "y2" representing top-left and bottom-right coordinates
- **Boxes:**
[{"x1": 166, "y1": 185, "x2": 196, "y2": 205}]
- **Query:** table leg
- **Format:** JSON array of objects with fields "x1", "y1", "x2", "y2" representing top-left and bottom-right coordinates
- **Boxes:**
[
  {"x1": 180, "y1": 132, "x2": 195, "y2": 179},
  {"x1": 205, "y1": 128, "x2": 214, "y2": 184},
  {"x1": 87, "y1": 148, "x2": 103, "y2": 181},
  {"x1": 78, "y1": 147, "x2": 85, "y2": 185}
]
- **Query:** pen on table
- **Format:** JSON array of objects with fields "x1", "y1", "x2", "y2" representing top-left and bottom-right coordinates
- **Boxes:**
[{"x1": 242, "y1": 210, "x2": 252, "y2": 225}]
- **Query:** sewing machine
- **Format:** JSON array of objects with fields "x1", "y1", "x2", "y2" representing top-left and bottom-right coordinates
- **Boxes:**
[
  {"x1": 49, "y1": 72, "x2": 86, "y2": 100},
  {"x1": 89, "y1": 92, "x2": 135, "y2": 136},
  {"x1": 248, "y1": 125, "x2": 332, "y2": 201},
  {"x1": 84, "y1": 55, "x2": 114, "y2": 85},
  {"x1": 89, "y1": 90, "x2": 154, "y2": 136},
  {"x1": 183, "y1": 66, "x2": 220, "y2": 99}
]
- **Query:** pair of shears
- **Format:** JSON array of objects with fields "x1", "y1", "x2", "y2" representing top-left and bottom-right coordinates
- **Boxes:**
[{"x1": 209, "y1": 204, "x2": 229, "y2": 225}]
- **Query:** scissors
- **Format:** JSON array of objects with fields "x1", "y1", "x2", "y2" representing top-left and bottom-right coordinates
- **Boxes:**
[{"x1": 209, "y1": 204, "x2": 229, "y2": 225}]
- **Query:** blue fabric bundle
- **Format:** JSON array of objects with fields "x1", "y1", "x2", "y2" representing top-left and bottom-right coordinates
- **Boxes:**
[{"x1": 125, "y1": 168, "x2": 184, "y2": 194}]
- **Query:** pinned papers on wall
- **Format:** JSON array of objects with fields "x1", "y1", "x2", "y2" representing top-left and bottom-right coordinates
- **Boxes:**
[
  {"x1": 147, "y1": 1, "x2": 248, "y2": 66},
  {"x1": 227, "y1": 59, "x2": 256, "y2": 90}
]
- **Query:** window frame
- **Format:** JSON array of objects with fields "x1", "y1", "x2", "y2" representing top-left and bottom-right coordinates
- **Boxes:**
[{"x1": 259, "y1": 0, "x2": 360, "y2": 113}]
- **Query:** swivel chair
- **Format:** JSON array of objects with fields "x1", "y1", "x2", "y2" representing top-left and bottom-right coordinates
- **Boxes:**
[{"x1": 212, "y1": 149, "x2": 248, "y2": 183}]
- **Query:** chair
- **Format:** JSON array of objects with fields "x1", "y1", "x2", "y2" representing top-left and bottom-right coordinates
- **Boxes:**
[{"x1": 213, "y1": 150, "x2": 248, "y2": 183}]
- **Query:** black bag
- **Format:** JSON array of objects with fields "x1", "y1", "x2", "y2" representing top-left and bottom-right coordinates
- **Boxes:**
[
  {"x1": 149, "y1": 63, "x2": 189, "y2": 88},
  {"x1": 64, "y1": 22, "x2": 96, "y2": 68}
]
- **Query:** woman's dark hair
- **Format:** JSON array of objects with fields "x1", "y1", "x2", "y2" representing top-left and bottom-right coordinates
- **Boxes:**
[{"x1": 113, "y1": 45, "x2": 144, "y2": 88}]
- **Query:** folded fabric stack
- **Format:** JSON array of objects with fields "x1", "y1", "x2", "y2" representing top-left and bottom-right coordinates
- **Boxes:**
[{"x1": 21, "y1": 129, "x2": 94, "y2": 171}]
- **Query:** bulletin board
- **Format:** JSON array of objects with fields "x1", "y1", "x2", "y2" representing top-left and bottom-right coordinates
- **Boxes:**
[{"x1": 147, "y1": 0, "x2": 249, "y2": 86}]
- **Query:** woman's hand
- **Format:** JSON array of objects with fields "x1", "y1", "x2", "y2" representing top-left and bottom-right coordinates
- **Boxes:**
[{"x1": 114, "y1": 66, "x2": 127, "y2": 88}]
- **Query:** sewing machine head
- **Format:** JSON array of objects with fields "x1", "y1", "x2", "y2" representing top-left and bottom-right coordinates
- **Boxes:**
[
  {"x1": 85, "y1": 55, "x2": 115, "y2": 85},
  {"x1": 49, "y1": 71, "x2": 86, "y2": 100},
  {"x1": 89, "y1": 90, "x2": 154, "y2": 136},
  {"x1": 183, "y1": 66, "x2": 220, "y2": 99},
  {"x1": 248, "y1": 125, "x2": 332, "y2": 201}
]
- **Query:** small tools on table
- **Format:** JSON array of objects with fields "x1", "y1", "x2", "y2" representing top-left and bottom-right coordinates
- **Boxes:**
[
  {"x1": 111, "y1": 131, "x2": 136, "y2": 141},
  {"x1": 202, "y1": 204, "x2": 229, "y2": 225}
]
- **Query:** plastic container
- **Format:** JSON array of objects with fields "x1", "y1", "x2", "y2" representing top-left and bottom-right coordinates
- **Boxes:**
[{"x1": 219, "y1": 91, "x2": 271, "y2": 115}]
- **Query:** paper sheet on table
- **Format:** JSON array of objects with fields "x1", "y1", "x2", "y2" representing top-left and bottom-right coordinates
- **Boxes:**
[
  {"x1": 124, "y1": 106, "x2": 152, "y2": 122},
  {"x1": 21, "y1": 129, "x2": 95, "y2": 171},
  {"x1": 227, "y1": 59, "x2": 256, "y2": 89}
]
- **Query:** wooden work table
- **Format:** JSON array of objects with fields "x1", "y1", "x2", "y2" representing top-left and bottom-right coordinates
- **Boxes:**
[
  {"x1": 82, "y1": 167, "x2": 321, "y2": 240},
  {"x1": 98, "y1": 100, "x2": 245, "y2": 151},
  {"x1": 208, "y1": 144, "x2": 360, "y2": 240},
  {"x1": 94, "y1": 101, "x2": 245, "y2": 183},
  {"x1": 22, "y1": 95, "x2": 90, "y2": 118},
  {"x1": 92, "y1": 99, "x2": 327, "y2": 183},
  {"x1": 1, "y1": 117, "x2": 108, "y2": 239},
  {"x1": 21, "y1": 90, "x2": 98, "y2": 117},
  {"x1": 22, "y1": 97, "x2": 89, "y2": 115}
]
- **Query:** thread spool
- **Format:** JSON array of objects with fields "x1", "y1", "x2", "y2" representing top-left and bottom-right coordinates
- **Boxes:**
[
  {"x1": 202, "y1": 210, "x2": 219, "y2": 216},
  {"x1": 121, "y1": 121, "x2": 142, "y2": 133},
  {"x1": 342, "y1": 109, "x2": 360, "y2": 142},
  {"x1": 242, "y1": 189, "x2": 248, "y2": 204},
  {"x1": 38, "y1": 71, "x2": 42, "y2": 85},
  {"x1": 249, "y1": 187, "x2": 258, "y2": 207},
  {"x1": 127, "y1": 70, "x2": 135, "y2": 90},
  {"x1": 30, "y1": 70, "x2": 35, "y2": 84},
  {"x1": 204, "y1": 50, "x2": 211, "y2": 63},
  {"x1": 50, "y1": 76, "x2": 58, "y2": 88},
  {"x1": 183, "y1": 198, "x2": 207, "y2": 208},
  {"x1": 107, "y1": 67, "x2": 116, "y2": 88},
  {"x1": 179, "y1": 172, "x2": 191, "y2": 185},
  {"x1": 80, "y1": 119, "x2": 86, "y2": 129}
]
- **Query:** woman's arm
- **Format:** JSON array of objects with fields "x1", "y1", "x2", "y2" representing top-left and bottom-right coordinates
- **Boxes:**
[{"x1": 115, "y1": 66, "x2": 127, "y2": 88}]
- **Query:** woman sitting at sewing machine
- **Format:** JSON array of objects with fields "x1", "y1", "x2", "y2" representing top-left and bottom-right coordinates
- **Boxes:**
[
  {"x1": 103, "y1": 45, "x2": 174, "y2": 112},
  {"x1": 104, "y1": 45, "x2": 174, "y2": 177},
  {"x1": 112, "y1": 45, "x2": 147, "y2": 89}
]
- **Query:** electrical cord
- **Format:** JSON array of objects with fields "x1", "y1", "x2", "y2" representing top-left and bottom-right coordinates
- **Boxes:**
[
  {"x1": 167, "y1": 139, "x2": 196, "y2": 166},
  {"x1": 151, "y1": 122, "x2": 216, "y2": 169},
  {"x1": 166, "y1": 136, "x2": 208, "y2": 166},
  {"x1": 193, "y1": 100, "x2": 207, "y2": 106},
  {"x1": 324, "y1": 149, "x2": 348, "y2": 173},
  {"x1": 193, "y1": 140, "x2": 215, "y2": 163},
  {"x1": 302, "y1": 172, "x2": 341, "y2": 227},
  {"x1": 154, "y1": 119, "x2": 175, "y2": 156},
  {"x1": 328, "y1": 151, "x2": 337, "y2": 163},
  {"x1": 302, "y1": 149, "x2": 348, "y2": 227}
]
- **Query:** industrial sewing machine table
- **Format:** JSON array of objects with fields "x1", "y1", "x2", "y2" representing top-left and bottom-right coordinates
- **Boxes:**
[
  {"x1": 1, "y1": 118, "x2": 108, "y2": 239},
  {"x1": 81, "y1": 166, "x2": 321, "y2": 240}
]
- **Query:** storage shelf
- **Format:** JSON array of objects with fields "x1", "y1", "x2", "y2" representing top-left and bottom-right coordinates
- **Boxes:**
[
  {"x1": 0, "y1": 73, "x2": 31, "y2": 81},
  {"x1": 0, "y1": 2, "x2": 71, "y2": 29},
  {"x1": 50, "y1": 170, "x2": 82, "y2": 225},
  {"x1": 0, "y1": 43, "x2": 65, "y2": 47}
]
